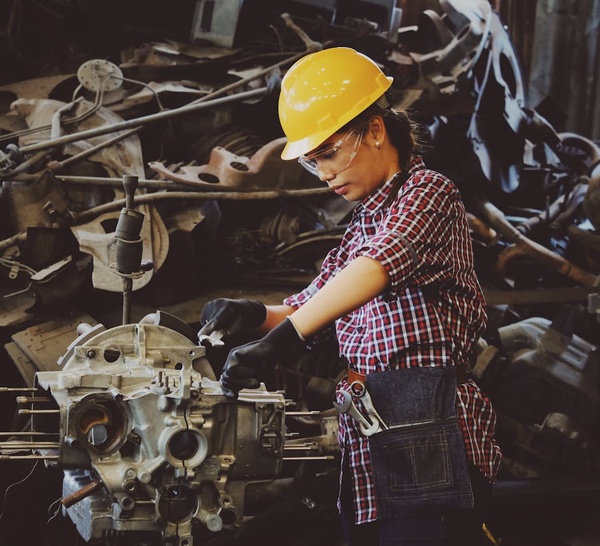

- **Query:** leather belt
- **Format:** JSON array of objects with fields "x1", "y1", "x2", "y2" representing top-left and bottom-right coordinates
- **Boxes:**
[
  {"x1": 347, "y1": 366, "x2": 470, "y2": 385},
  {"x1": 347, "y1": 367, "x2": 366, "y2": 385}
]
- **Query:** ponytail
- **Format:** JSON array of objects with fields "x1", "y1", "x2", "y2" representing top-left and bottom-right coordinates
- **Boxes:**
[{"x1": 343, "y1": 97, "x2": 426, "y2": 201}]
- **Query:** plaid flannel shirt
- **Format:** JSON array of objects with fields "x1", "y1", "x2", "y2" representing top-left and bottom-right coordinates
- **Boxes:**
[{"x1": 284, "y1": 156, "x2": 502, "y2": 524}]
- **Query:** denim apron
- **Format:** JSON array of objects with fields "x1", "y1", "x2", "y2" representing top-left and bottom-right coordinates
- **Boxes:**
[{"x1": 365, "y1": 366, "x2": 474, "y2": 519}]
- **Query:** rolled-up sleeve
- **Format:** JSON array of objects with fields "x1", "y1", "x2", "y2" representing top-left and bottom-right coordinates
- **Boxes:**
[{"x1": 355, "y1": 174, "x2": 457, "y2": 296}]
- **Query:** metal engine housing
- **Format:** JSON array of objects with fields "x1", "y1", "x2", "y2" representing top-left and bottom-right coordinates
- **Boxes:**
[{"x1": 35, "y1": 322, "x2": 286, "y2": 545}]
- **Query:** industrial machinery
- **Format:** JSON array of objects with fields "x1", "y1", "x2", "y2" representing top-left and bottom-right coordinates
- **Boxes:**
[
  {"x1": 25, "y1": 319, "x2": 290, "y2": 545},
  {"x1": 1, "y1": 1, "x2": 600, "y2": 545},
  {"x1": 0, "y1": 175, "x2": 338, "y2": 546}
]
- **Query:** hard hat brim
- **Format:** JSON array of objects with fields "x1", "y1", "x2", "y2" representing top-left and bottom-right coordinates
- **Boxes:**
[{"x1": 280, "y1": 76, "x2": 394, "y2": 160}]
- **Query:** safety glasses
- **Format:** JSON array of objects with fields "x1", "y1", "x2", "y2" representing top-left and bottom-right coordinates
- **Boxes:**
[{"x1": 298, "y1": 129, "x2": 363, "y2": 177}]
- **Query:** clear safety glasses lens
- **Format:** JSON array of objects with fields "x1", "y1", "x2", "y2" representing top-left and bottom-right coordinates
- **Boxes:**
[{"x1": 298, "y1": 130, "x2": 362, "y2": 177}]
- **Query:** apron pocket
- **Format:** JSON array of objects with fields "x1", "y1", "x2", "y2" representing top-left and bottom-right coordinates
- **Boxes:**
[{"x1": 364, "y1": 367, "x2": 475, "y2": 519}]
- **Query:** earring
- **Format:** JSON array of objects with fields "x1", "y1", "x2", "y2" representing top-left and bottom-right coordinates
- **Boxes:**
[{"x1": 375, "y1": 141, "x2": 381, "y2": 149}]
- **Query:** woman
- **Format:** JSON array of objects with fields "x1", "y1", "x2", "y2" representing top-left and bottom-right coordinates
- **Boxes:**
[{"x1": 198, "y1": 47, "x2": 502, "y2": 545}]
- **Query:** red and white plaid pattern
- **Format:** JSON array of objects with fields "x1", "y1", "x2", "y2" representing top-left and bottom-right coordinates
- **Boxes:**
[{"x1": 284, "y1": 156, "x2": 502, "y2": 524}]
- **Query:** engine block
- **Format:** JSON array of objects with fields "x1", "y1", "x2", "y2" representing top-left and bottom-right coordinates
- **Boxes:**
[{"x1": 34, "y1": 321, "x2": 287, "y2": 545}]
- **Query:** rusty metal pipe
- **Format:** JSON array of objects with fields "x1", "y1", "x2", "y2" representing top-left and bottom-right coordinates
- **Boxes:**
[
  {"x1": 70, "y1": 186, "x2": 334, "y2": 224},
  {"x1": 11, "y1": 174, "x2": 204, "y2": 190},
  {"x1": 61, "y1": 478, "x2": 104, "y2": 508},
  {"x1": 567, "y1": 225, "x2": 600, "y2": 253},
  {"x1": 467, "y1": 212, "x2": 498, "y2": 244},
  {"x1": 515, "y1": 180, "x2": 588, "y2": 236},
  {"x1": 474, "y1": 199, "x2": 599, "y2": 286}
]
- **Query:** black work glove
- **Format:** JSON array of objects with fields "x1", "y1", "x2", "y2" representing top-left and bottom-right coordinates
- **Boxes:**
[
  {"x1": 220, "y1": 318, "x2": 306, "y2": 399},
  {"x1": 198, "y1": 298, "x2": 267, "y2": 340}
]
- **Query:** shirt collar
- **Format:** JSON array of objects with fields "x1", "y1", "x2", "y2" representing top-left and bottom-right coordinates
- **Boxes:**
[{"x1": 355, "y1": 155, "x2": 426, "y2": 215}]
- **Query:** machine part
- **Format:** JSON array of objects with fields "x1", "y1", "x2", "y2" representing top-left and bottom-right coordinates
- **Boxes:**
[
  {"x1": 473, "y1": 198, "x2": 598, "y2": 287},
  {"x1": 0, "y1": 143, "x2": 23, "y2": 172},
  {"x1": 149, "y1": 137, "x2": 308, "y2": 190},
  {"x1": 4, "y1": 172, "x2": 74, "y2": 233},
  {"x1": 198, "y1": 331, "x2": 225, "y2": 347},
  {"x1": 462, "y1": 0, "x2": 529, "y2": 193},
  {"x1": 9, "y1": 98, "x2": 146, "y2": 178},
  {"x1": 495, "y1": 316, "x2": 599, "y2": 430},
  {"x1": 71, "y1": 203, "x2": 168, "y2": 292},
  {"x1": 111, "y1": 175, "x2": 152, "y2": 324},
  {"x1": 28, "y1": 320, "x2": 289, "y2": 544},
  {"x1": 28, "y1": 254, "x2": 93, "y2": 310},
  {"x1": 478, "y1": 314, "x2": 600, "y2": 478},
  {"x1": 76, "y1": 60, "x2": 124, "y2": 93},
  {"x1": 410, "y1": 0, "x2": 492, "y2": 96},
  {"x1": 2, "y1": 314, "x2": 99, "y2": 387}
]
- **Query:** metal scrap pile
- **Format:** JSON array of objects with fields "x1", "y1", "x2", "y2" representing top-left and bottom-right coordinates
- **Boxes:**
[{"x1": 0, "y1": 1, "x2": 599, "y2": 545}]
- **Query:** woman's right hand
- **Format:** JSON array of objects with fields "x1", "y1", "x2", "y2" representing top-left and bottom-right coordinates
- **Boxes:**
[{"x1": 197, "y1": 298, "x2": 267, "y2": 342}]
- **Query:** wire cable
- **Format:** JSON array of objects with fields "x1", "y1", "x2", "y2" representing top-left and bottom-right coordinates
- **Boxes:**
[{"x1": 0, "y1": 460, "x2": 40, "y2": 520}]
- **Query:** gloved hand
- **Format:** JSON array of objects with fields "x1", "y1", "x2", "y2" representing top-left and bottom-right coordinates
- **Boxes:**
[
  {"x1": 198, "y1": 298, "x2": 267, "y2": 341},
  {"x1": 220, "y1": 317, "x2": 306, "y2": 399}
]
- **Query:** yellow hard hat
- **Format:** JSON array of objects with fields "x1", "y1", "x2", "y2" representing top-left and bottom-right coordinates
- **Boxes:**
[{"x1": 278, "y1": 47, "x2": 393, "y2": 160}]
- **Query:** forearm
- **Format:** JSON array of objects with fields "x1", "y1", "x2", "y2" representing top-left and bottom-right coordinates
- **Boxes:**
[
  {"x1": 258, "y1": 304, "x2": 296, "y2": 334},
  {"x1": 289, "y1": 256, "x2": 389, "y2": 338}
]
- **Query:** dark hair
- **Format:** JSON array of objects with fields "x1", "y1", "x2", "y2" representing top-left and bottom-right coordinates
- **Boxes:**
[{"x1": 341, "y1": 97, "x2": 426, "y2": 200}]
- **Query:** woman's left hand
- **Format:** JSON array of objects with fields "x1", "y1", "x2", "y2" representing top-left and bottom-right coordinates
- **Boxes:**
[{"x1": 220, "y1": 318, "x2": 306, "y2": 398}]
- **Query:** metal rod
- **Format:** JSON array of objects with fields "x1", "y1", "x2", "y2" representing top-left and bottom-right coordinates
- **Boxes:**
[
  {"x1": 16, "y1": 396, "x2": 53, "y2": 404},
  {"x1": 0, "y1": 455, "x2": 59, "y2": 460},
  {"x1": 18, "y1": 409, "x2": 60, "y2": 415},
  {"x1": 47, "y1": 127, "x2": 142, "y2": 172},
  {"x1": 20, "y1": 87, "x2": 268, "y2": 154},
  {"x1": 71, "y1": 186, "x2": 334, "y2": 224},
  {"x1": 0, "y1": 442, "x2": 59, "y2": 449},
  {"x1": 123, "y1": 277, "x2": 132, "y2": 325},
  {"x1": 186, "y1": 45, "x2": 323, "y2": 106},
  {"x1": 51, "y1": 175, "x2": 192, "y2": 188},
  {"x1": 282, "y1": 456, "x2": 336, "y2": 461},
  {"x1": 283, "y1": 444, "x2": 320, "y2": 451},
  {"x1": 0, "y1": 431, "x2": 59, "y2": 436}
]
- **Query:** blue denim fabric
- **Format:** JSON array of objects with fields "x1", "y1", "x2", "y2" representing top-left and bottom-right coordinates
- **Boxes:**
[
  {"x1": 341, "y1": 460, "x2": 492, "y2": 546},
  {"x1": 365, "y1": 367, "x2": 474, "y2": 519}
]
